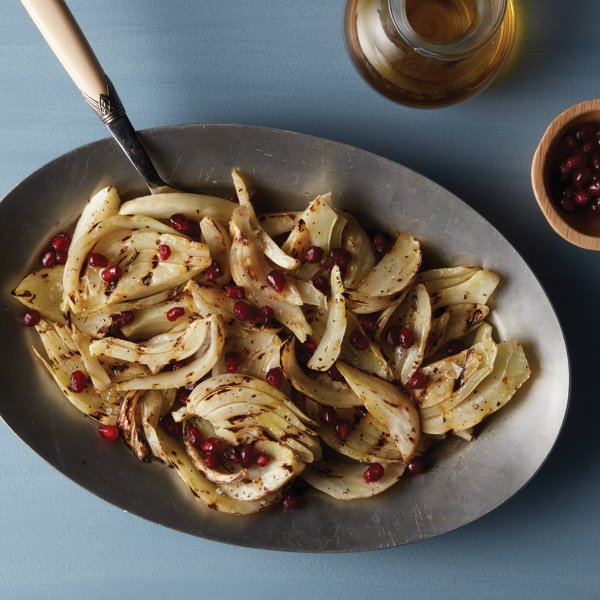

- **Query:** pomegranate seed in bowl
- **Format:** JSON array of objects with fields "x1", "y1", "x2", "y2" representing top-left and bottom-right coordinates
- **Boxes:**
[
  {"x1": 19, "y1": 309, "x2": 40, "y2": 327},
  {"x1": 98, "y1": 424, "x2": 119, "y2": 441},
  {"x1": 363, "y1": 463, "x2": 385, "y2": 483}
]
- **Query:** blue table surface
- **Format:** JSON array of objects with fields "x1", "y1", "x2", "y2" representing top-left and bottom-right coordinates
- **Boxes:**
[{"x1": 1, "y1": 1, "x2": 599, "y2": 598}]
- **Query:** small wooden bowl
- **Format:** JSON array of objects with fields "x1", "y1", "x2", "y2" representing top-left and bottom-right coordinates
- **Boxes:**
[{"x1": 531, "y1": 99, "x2": 600, "y2": 250}]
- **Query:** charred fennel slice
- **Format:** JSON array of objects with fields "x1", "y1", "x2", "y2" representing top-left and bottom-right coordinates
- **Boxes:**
[{"x1": 13, "y1": 170, "x2": 530, "y2": 514}]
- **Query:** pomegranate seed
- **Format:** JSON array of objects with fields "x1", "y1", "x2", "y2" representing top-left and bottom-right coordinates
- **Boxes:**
[
  {"x1": 576, "y1": 124, "x2": 596, "y2": 141},
  {"x1": 591, "y1": 152, "x2": 600, "y2": 171},
  {"x1": 240, "y1": 443, "x2": 254, "y2": 468},
  {"x1": 407, "y1": 455, "x2": 428, "y2": 475},
  {"x1": 203, "y1": 261, "x2": 223, "y2": 281},
  {"x1": 41, "y1": 250, "x2": 56, "y2": 268},
  {"x1": 312, "y1": 275, "x2": 329, "y2": 293},
  {"x1": 166, "y1": 306, "x2": 185, "y2": 322},
  {"x1": 282, "y1": 493, "x2": 297, "y2": 510},
  {"x1": 225, "y1": 284, "x2": 245, "y2": 300},
  {"x1": 225, "y1": 352, "x2": 242, "y2": 373},
  {"x1": 186, "y1": 424, "x2": 203, "y2": 449},
  {"x1": 158, "y1": 244, "x2": 171, "y2": 261},
  {"x1": 101, "y1": 265, "x2": 123, "y2": 282},
  {"x1": 562, "y1": 135, "x2": 578, "y2": 150},
  {"x1": 50, "y1": 233, "x2": 71, "y2": 251},
  {"x1": 327, "y1": 364, "x2": 345, "y2": 382},
  {"x1": 386, "y1": 325, "x2": 402, "y2": 347},
  {"x1": 329, "y1": 247, "x2": 352, "y2": 267},
  {"x1": 399, "y1": 326, "x2": 415, "y2": 349},
  {"x1": 590, "y1": 199, "x2": 600, "y2": 213},
  {"x1": 572, "y1": 167, "x2": 592, "y2": 188},
  {"x1": 69, "y1": 370, "x2": 87, "y2": 393},
  {"x1": 363, "y1": 463, "x2": 385, "y2": 483},
  {"x1": 562, "y1": 153, "x2": 586, "y2": 173},
  {"x1": 304, "y1": 246, "x2": 324, "y2": 264},
  {"x1": 112, "y1": 311, "x2": 134, "y2": 328},
  {"x1": 233, "y1": 300, "x2": 257, "y2": 322},
  {"x1": 408, "y1": 372, "x2": 429, "y2": 389},
  {"x1": 204, "y1": 453, "x2": 220, "y2": 469},
  {"x1": 266, "y1": 367, "x2": 284, "y2": 387},
  {"x1": 374, "y1": 233, "x2": 392, "y2": 255},
  {"x1": 574, "y1": 191, "x2": 591, "y2": 207},
  {"x1": 176, "y1": 388, "x2": 190, "y2": 406},
  {"x1": 98, "y1": 424, "x2": 119, "y2": 441},
  {"x1": 583, "y1": 141, "x2": 596, "y2": 154},
  {"x1": 589, "y1": 182, "x2": 600, "y2": 197},
  {"x1": 267, "y1": 269, "x2": 286, "y2": 293},
  {"x1": 560, "y1": 198, "x2": 576, "y2": 212},
  {"x1": 54, "y1": 249, "x2": 68, "y2": 265},
  {"x1": 223, "y1": 446, "x2": 241, "y2": 464},
  {"x1": 303, "y1": 338, "x2": 317, "y2": 352},
  {"x1": 358, "y1": 314, "x2": 378, "y2": 335},
  {"x1": 446, "y1": 339, "x2": 467, "y2": 355},
  {"x1": 200, "y1": 438, "x2": 224, "y2": 454},
  {"x1": 169, "y1": 213, "x2": 200, "y2": 239},
  {"x1": 19, "y1": 309, "x2": 40, "y2": 327},
  {"x1": 335, "y1": 419, "x2": 352, "y2": 441},
  {"x1": 88, "y1": 252, "x2": 109, "y2": 268},
  {"x1": 349, "y1": 331, "x2": 369, "y2": 350},
  {"x1": 255, "y1": 453, "x2": 270, "y2": 467},
  {"x1": 159, "y1": 414, "x2": 182, "y2": 437},
  {"x1": 256, "y1": 305, "x2": 275, "y2": 326},
  {"x1": 319, "y1": 405, "x2": 338, "y2": 426}
]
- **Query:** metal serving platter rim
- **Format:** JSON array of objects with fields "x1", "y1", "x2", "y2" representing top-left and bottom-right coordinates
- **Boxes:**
[{"x1": 0, "y1": 123, "x2": 570, "y2": 552}]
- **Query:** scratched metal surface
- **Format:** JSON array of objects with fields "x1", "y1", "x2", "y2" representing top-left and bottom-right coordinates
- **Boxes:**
[{"x1": 0, "y1": 123, "x2": 568, "y2": 551}]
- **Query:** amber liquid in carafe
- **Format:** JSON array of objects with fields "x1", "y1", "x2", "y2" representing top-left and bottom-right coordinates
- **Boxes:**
[
  {"x1": 344, "y1": 0, "x2": 516, "y2": 108},
  {"x1": 405, "y1": 0, "x2": 479, "y2": 44}
]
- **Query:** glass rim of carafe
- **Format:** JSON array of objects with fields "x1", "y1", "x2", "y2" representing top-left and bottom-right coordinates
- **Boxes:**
[{"x1": 388, "y1": 0, "x2": 507, "y2": 61}]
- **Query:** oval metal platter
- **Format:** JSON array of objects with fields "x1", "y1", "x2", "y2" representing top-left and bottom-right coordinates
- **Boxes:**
[{"x1": 0, "y1": 124, "x2": 569, "y2": 552}]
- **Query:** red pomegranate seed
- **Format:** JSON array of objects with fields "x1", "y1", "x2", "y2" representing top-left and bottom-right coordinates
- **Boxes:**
[
  {"x1": 562, "y1": 134, "x2": 578, "y2": 150},
  {"x1": 112, "y1": 311, "x2": 134, "y2": 328},
  {"x1": 240, "y1": 443, "x2": 254, "y2": 468},
  {"x1": 200, "y1": 438, "x2": 224, "y2": 454},
  {"x1": 374, "y1": 233, "x2": 392, "y2": 255},
  {"x1": 583, "y1": 141, "x2": 596, "y2": 154},
  {"x1": 304, "y1": 246, "x2": 324, "y2": 264},
  {"x1": 319, "y1": 406, "x2": 338, "y2": 426},
  {"x1": 577, "y1": 124, "x2": 596, "y2": 141},
  {"x1": 166, "y1": 306, "x2": 185, "y2": 322},
  {"x1": 561, "y1": 153, "x2": 586, "y2": 174},
  {"x1": 225, "y1": 352, "x2": 242, "y2": 373},
  {"x1": 233, "y1": 300, "x2": 257, "y2": 322},
  {"x1": 329, "y1": 247, "x2": 352, "y2": 267},
  {"x1": 335, "y1": 419, "x2": 352, "y2": 441},
  {"x1": 223, "y1": 445, "x2": 241, "y2": 464},
  {"x1": 255, "y1": 453, "x2": 270, "y2": 467},
  {"x1": 88, "y1": 252, "x2": 109, "y2": 268},
  {"x1": 560, "y1": 198, "x2": 576, "y2": 213},
  {"x1": 575, "y1": 191, "x2": 591, "y2": 207},
  {"x1": 408, "y1": 372, "x2": 429, "y2": 389},
  {"x1": 169, "y1": 213, "x2": 200, "y2": 238},
  {"x1": 256, "y1": 305, "x2": 275, "y2": 326},
  {"x1": 203, "y1": 261, "x2": 223, "y2": 281},
  {"x1": 358, "y1": 314, "x2": 378, "y2": 335},
  {"x1": 591, "y1": 152, "x2": 600, "y2": 171},
  {"x1": 399, "y1": 326, "x2": 415, "y2": 349},
  {"x1": 158, "y1": 244, "x2": 171, "y2": 261},
  {"x1": 446, "y1": 339, "x2": 467, "y2": 355},
  {"x1": 41, "y1": 249, "x2": 56, "y2": 268},
  {"x1": 176, "y1": 388, "x2": 190, "y2": 406},
  {"x1": 386, "y1": 325, "x2": 402, "y2": 347},
  {"x1": 327, "y1": 364, "x2": 345, "y2": 382},
  {"x1": 572, "y1": 167, "x2": 592, "y2": 188},
  {"x1": 101, "y1": 265, "x2": 123, "y2": 282},
  {"x1": 186, "y1": 424, "x2": 203, "y2": 449},
  {"x1": 266, "y1": 367, "x2": 284, "y2": 387},
  {"x1": 54, "y1": 249, "x2": 68, "y2": 265},
  {"x1": 50, "y1": 233, "x2": 71, "y2": 251},
  {"x1": 267, "y1": 269, "x2": 286, "y2": 292},
  {"x1": 363, "y1": 463, "x2": 385, "y2": 483},
  {"x1": 349, "y1": 331, "x2": 369, "y2": 350},
  {"x1": 282, "y1": 493, "x2": 297, "y2": 510},
  {"x1": 98, "y1": 424, "x2": 119, "y2": 441},
  {"x1": 204, "y1": 453, "x2": 220, "y2": 469},
  {"x1": 159, "y1": 414, "x2": 182, "y2": 437},
  {"x1": 407, "y1": 455, "x2": 428, "y2": 475},
  {"x1": 303, "y1": 338, "x2": 317, "y2": 352},
  {"x1": 225, "y1": 284, "x2": 246, "y2": 300},
  {"x1": 69, "y1": 370, "x2": 87, "y2": 393},
  {"x1": 19, "y1": 309, "x2": 40, "y2": 327},
  {"x1": 312, "y1": 275, "x2": 329, "y2": 293}
]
